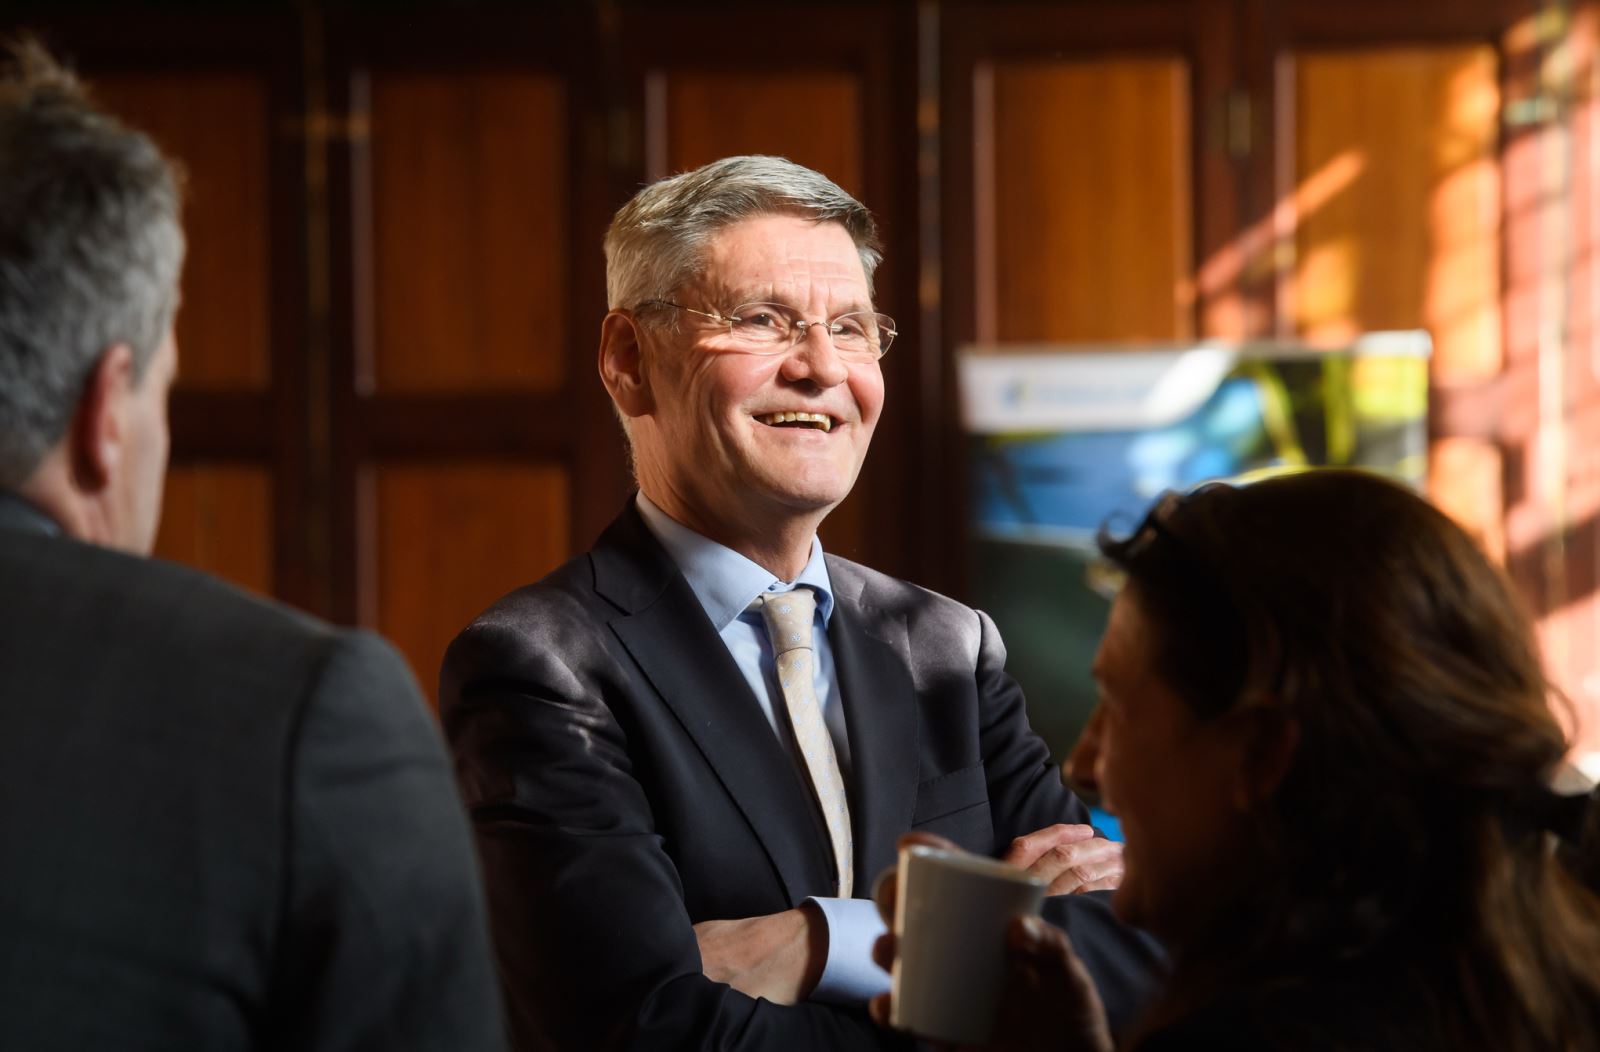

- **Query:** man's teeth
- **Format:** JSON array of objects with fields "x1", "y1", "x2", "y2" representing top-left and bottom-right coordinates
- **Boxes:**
[{"x1": 758, "y1": 411, "x2": 833, "y2": 432}]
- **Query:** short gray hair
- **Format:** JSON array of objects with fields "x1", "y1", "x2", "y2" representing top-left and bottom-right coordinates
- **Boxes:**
[
  {"x1": 604, "y1": 155, "x2": 881, "y2": 311},
  {"x1": 0, "y1": 40, "x2": 185, "y2": 486}
]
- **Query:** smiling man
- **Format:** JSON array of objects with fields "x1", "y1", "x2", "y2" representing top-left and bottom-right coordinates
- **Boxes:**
[{"x1": 442, "y1": 156, "x2": 1162, "y2": 1051}]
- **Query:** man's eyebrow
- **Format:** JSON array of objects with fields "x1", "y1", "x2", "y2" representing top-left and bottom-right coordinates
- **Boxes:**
[
  {"x1": 717, "y1": 286, "x2": 780, "y2": 306},
  {"x1": 716, "y1": 288, "x2": 876, "y2": 316}
]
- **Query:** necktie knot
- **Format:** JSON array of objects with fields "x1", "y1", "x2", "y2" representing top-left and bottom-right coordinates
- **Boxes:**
[{"x1": 751, "y1": 588, "x2": 816, "y2": 657}]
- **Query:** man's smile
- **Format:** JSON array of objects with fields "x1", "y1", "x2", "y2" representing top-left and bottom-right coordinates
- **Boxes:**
[{"x1": 754, "y1": 411, "x2": 837, "y2": 432}]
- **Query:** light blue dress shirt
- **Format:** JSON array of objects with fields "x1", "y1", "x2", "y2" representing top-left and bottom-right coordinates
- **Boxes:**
[{"x1": 635, "y1": 494, "x2": 890, "y2": 1004}]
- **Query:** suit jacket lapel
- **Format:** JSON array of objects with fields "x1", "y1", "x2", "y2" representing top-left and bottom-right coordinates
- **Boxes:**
[
  {"x1": 827, "y1": 558, "x2": 920, "y2": 892},
  {"x1": 594, "y1": 503, "x2": 836, "y2": 903}
]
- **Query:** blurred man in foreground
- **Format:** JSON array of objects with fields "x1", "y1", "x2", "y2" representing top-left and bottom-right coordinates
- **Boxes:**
[
  {"x1": 0, "y1": 41, "x2": 504, "y2": 1051},
  {"x1": 444, "y1": 155, "x2": 1163, "y2": 1050}
]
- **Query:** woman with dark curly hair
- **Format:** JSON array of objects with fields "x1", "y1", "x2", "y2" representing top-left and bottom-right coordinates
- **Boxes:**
[{"x1": 875, "y1": 469, "x2": 1600, "y2": 1050}]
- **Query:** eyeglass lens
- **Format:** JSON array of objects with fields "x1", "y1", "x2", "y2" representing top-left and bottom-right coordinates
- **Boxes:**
[{"x1": 725, "y1": 303, "x2": 894, "y2": 359}]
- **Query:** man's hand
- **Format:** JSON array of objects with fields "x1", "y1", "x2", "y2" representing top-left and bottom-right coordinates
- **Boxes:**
[
  {"x1": 1003, "y1": 824, "x2": 1123, "y2": 894},
  {"x1": 694, "y1": 903, "x2": 827, "y2": 1005}
]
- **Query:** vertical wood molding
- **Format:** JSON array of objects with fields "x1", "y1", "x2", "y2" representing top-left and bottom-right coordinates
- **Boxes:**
[{"x1": 971, "y1": 62, "x2": 998, "y2": 345}]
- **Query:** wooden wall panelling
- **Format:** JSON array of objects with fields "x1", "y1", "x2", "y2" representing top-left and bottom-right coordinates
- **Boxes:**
[
  {"x1": 649, "y1": 72, "x2": 864, "y2": 194},
  {"x1": 1287, "y1": 45, "x2": 1503, "y2": 541},
  {"x1": 155, "y1": 464, "x2": 275, "y2": 597},
  {"x1": 622, "y1": 3, "x2": 919, "y2": 580},
  {"x1": 371, "y1": 463, "x2": 570, "y2": 704},
  {"x1": 16, "y1": 11, "x2": 309, "y2": 607},
  {"x1": 979, "y1": 57, "x2": 1194, "y2": 343},
  {"x1": 1562, "y1": 1, "x2": 1600, "y2": 761},
  {"x1": 325, "y1": 9, "x2": 612, "y2": 653},
  {"x1": 368, "y1": 71, "x2": 568, "y2": 394},
  {"x1": 942, "y1": 0, "x2": 1232, "y2": 350},
  {"x1": 1280, "y1": 2, "x2": 1600, "y2": 770},
  {"x1": 1281, "y1": 0, "x2": 1535, "y2": 44},
  {"x1": 1289, "y1": 47, "x2": 1501, "y2": 371},
  {"x1": 1492, "y1": 0, "x2": 1600, "y2": 765},
  {"x1": 93, "y1": 73, "x2": 273, "y2": 391},
  {"x1": 1260, "y1": 0, "x2": 1534, "y2": 326}
]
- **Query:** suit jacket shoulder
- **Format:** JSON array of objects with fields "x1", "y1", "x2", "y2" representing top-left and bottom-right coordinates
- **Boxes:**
[
  {"x1": 824, "y1": 553, "x2": 995, "y2": 668},
  {"x1": 0, "y1": 528, "x2": 504, "y2": 1052}
]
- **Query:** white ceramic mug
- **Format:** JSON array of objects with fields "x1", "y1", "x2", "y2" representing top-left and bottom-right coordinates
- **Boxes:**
[{"x1": 888, "y1": 844, "x2": 1048, "y2": 1045}]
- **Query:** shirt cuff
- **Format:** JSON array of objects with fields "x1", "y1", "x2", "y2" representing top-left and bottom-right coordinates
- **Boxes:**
[{"x1": 806, "y1": 896, "x2": 890, "y2": 1005}]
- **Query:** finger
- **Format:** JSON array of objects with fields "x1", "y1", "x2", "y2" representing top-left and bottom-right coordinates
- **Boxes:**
[
  {"x1": 897, "y1": 831, "x2": 959, "y2": 853},
  {"x1": 1002, "y1": 823, "x2": 1096, "y2": 869},
  {"x1": 1068, "y1": 859, "x2": 1125, "y2": 894},
  {"x1": 1024, "y1": 840, "x2": 1124, "y2": 894},
  {"x1": 872, "y1": 868, "x2": 898, "y2": 926},
  {"x1": 869, "y1": 992, "x2": 890, "y2": 1028},
  {"x1": 872, "y1": 931, "x2": 896, "y2": 973},
  {"x1": 1024, "y1": 837, "x2": 1118, "y2": 876},
  {"x1": 1041, "y1": 856, "x2": 1122, "y2": 895},
  {"x1": 880, "y1": 833, "x2": 959, "y2": 926}
]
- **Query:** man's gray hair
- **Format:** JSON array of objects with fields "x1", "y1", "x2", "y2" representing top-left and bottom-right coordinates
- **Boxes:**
[
  {"x1": 0, "y1": 39, "x2": 185, "y2": 486},
  {"x1": 604, "y1": 155, "x2": 881, "y2": 312}
]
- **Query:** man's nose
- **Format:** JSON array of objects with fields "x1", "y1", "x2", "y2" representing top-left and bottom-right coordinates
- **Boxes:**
[{"x1": 781, "y1": 323, "x2": 850, "y2": 387}]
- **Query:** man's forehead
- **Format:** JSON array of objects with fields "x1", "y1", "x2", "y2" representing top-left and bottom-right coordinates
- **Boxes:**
[
  {"x1": 692, "y1": 219, "x2": 871, "y2": 304},
  {"x1": 698, "y1": 272, "x2": 870, "y2": 302}
]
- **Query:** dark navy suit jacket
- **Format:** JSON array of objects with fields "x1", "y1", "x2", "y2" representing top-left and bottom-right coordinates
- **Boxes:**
[
  {"x1": 443, "y1": 502, "x2": 1164, "y2": 1051},
  {"x1": 0, "y1": 492, "x2": 504, "y2": 1051}
]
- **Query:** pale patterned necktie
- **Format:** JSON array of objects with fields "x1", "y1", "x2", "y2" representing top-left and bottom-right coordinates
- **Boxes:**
[{"x1": 751, "y1": 588, "x2": 854, "y2": 897}]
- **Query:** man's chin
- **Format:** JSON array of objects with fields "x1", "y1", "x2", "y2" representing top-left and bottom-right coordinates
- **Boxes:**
[{"x1": 762, "y1": 480, "x2": 856, "y2": 515}]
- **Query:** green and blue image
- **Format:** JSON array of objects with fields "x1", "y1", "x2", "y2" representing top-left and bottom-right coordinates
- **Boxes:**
[{"x1": 961, "y1": 338, "x2": 1430, "y2": 766}]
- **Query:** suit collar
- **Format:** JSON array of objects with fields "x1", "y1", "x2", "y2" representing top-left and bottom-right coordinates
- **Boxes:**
[
  {"x1": 596, "y1": 500, "x2": 839, "y2": 902},
  {"x1": 591, "y1": 499, "x2": 678, "y2": 614},
  {"x1": 0, "y1": 490, "x2": 63, "y2": 538}
]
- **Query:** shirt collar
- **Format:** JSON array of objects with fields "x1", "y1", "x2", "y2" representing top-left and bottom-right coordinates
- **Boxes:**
[
  {"x1": 635, "y1": 492, "x2": 835, "y2": 631},
  {"x1": 0, "y1": 490, "x2": 64, "y2": 538}
]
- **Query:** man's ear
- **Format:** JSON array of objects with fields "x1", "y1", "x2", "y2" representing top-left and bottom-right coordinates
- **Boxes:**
[
  {"x1": 598, "y1": 310, "x2": 653, "y2": 419},
  {"x1": 68, "y1": 343, "x2": 135, "y2": 494}
]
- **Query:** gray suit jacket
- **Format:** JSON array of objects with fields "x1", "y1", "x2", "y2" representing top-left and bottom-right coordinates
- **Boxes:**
[
  {"x1": 0, "y1": 492, "x2": 505, "y2": 1051},
  {"x1": 443, "y1": 501, "x2": 1162, "y2": 1051}
]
